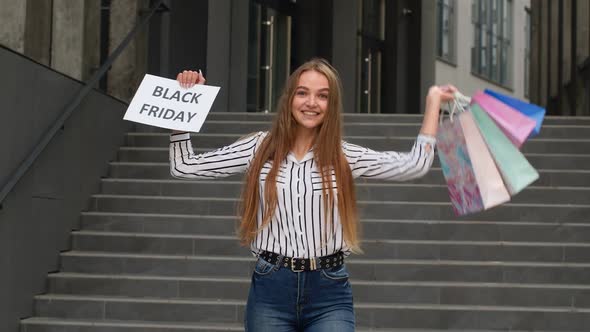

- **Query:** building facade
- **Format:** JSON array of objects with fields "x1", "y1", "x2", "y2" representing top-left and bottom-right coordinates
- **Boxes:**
[
  {"x1": 434, "y1": 0, "x2": 531, "y2": 101},
  {"x1": 3, "y1": 0, "x2": 586, "y2": 116},
  {"x1": 529, "y1": 0, "x2": 590, "y2": 116}
]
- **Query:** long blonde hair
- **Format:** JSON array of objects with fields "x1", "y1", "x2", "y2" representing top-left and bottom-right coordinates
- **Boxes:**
[{"x1": 238, "y1": 58, "x2": 361, "y2": 253}]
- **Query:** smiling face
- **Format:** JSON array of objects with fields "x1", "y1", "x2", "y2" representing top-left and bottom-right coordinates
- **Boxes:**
[{"x1": 291, "y1": 70, "x2": 330, "y2": 132}]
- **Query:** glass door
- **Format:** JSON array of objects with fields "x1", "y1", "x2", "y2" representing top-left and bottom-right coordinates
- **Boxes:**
[
  {"x1": 359, "y1": 0, "x2": 385, "y2": 113},
  {"x1": 247, "y1": 1, "x2": 292, "y2": 113}
]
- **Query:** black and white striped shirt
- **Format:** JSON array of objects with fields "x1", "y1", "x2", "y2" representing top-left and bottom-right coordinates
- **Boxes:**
[{"x1": 170, "y1": 131, "x2": 436, "y2": 258}]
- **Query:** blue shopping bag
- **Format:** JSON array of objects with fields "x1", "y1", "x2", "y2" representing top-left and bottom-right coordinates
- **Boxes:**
[{"x1": 484, "y1": 89, "x2": 545, "y2": 137}]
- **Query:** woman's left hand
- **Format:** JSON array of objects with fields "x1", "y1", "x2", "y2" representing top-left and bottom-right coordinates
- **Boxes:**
[
  {"x1": 419, "y1": 84, "x2": 460, "y2": 137},
  {"x1": 427, "y1": 84, "x2": 458, "y2": 104}
]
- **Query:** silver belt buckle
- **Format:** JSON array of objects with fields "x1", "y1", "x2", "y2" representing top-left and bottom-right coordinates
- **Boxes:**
[{"x1": 310, "y1": 257, "x2": 317, "y2": 270}]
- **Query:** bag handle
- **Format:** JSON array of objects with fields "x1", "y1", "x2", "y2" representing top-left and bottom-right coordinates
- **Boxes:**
[
  {"x1": 454, "y1": 91, "x2": 471, "y2": 109},
  {"x1": 439, "y1": 91, "x2": 471, "y2": 124}
]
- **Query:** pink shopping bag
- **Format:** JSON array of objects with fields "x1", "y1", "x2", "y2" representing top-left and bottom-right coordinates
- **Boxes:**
[
  {"x1": 471, "y1": 91, "x2": 536, "y2": 148},
  {"x1": 458, "y1": 111, "x2": 511, "y2": 208}
]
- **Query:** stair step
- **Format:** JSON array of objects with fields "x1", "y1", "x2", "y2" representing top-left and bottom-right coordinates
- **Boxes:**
[
  {"x1": 107, "y1": 162, "x2": 590, "y2": 188},
  {"x1": 126, "y1": 133, "x2": 590, "y2": 154},
  {"x1": 80, "y1": 212, "x2": 590, "y2": 243},
  {"x1": 21, "y1": 317, "x2": 528, "y2": 332},
  {"x1": 167, "y1": 122, "x2": 428, "y2": 137},
  {"x1": 32, "y1": 294, "x2": 590, "y2": 330},
  {"x1": 21, "y1": 317, "x2": 243, "y2": 331},
  {"x1": 178, "y1": 120, "x2": 590, "y2": 138},
  {"x1": 118, "y1": 146, "x2": 590, "y2": 170},
  {"x1": 204, "y1": 112, "x2": 430, "y2": 123},
  {"x1": 133, "y1": 112, "x2": 590, "y2": 125},
  {"x1": 80, "y1": 212, "x2": 238, "y2": 235},
  {"x1": 60, "y1": 252, "x2": 590, "y2": 284},
  {"x1": 136, "y1": 120, "x2": 590, "y2": 139},
  {"x1": 87, "y1": 194, "x2": 590, "y2": 223},
  {"x1": 70, "y1": 230, "x2": 590, "y2": 263},
  {"x1": 47, "y1": 272, "x2": 590, "y2": 308},
  {"x1": 99, "y1": 178, "x2": 590, "y2": 204}
]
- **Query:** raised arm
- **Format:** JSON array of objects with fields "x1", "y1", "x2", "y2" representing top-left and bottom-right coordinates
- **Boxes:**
[
  {"x1": 170, "y1": 131, "x2": 266, "y2": 179},
  {"x1": 343, "y1": 84, "x2": 457, "y2": 181},
  {"x1": 343, "y1": 135, "x2": 436, "y2": 181},
  {"x1": 419, "y1": 84, "x2": 457, "y2": 138},
  {"x1": 169, "y1": 69, "x2": 266, "y2": 179}
]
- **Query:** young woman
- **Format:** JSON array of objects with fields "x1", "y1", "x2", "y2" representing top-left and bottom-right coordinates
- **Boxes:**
[{"x1": 171, "y1": 59, "x2": 456, "y2": 331}]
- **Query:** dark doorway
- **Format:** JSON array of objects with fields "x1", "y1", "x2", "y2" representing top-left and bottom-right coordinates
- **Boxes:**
[
  {"x1": 147, "y1": 0, "x2": 208, "y2": 80},
  {"x1": 360, "y1": 0, "x2": 422, "y2": 114},
  {"x1": 247, "y1": 0, "x2": 333, "y2": 112}
]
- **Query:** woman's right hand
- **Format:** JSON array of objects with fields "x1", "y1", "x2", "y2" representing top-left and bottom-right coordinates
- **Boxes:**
[
  {"x1": 177, "y1": 70, "x2": 206, "y2": 88},
  {"x1": 172, "y1": 70, "x2": 206, "y2": 134}
]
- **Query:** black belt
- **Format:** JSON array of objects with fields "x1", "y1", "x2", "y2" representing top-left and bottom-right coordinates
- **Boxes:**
[{"x1": 258, "y1": 250, "x2": 345, "y2": 272}]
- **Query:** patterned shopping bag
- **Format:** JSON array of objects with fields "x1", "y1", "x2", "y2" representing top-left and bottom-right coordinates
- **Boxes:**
[
  {"x1": 484, "y1": 88, "x2": 545, "y2": 137},
  {"x1": 436, "y1": 113, "x2": 485, "y2": 215}
]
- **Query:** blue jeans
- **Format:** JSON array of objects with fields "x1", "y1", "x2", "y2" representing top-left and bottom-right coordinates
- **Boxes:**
[{"x1": 245, "y1": 257, "x2": 355, "y2": 332}]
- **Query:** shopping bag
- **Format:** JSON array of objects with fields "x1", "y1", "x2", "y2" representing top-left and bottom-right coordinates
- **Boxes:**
[
  {"x1": 484, "y1": 88, "x2": 545, "y2": 137},
  {"x1": 458, "y1": 111, "x2": 511, "y2": 209},
  {"x1": 436, "y1": 111, "x2": 484, "y2": 215},
  {"x1": 470, "y1": 103, "x2": 539, "y2": 195},
  {"x1": 472, "y1": 91, "x2": 536, "y2": 148}
]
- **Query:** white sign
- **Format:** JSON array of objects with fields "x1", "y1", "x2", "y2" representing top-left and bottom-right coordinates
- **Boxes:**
[{"x1": 124, "y1": 74, "x2": 220, "y2": 132}]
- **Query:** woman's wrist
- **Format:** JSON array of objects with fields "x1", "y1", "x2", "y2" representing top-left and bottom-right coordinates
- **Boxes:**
[{"x1": 425, "y1": 93, "x2": 441, "y2": 115}]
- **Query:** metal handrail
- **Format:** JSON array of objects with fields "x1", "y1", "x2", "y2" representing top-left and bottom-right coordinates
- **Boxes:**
[{"x1": 0, "y1": 0, "x2": 166, "y2": 208}]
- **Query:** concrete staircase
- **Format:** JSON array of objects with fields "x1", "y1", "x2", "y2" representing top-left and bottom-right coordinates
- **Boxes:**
[{"x1": 20, "y1": 113, "x2": 590, "y2": 331}]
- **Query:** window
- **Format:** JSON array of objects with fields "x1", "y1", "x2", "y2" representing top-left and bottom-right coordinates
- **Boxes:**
[
  {"x1": 436, "y1": 0, "x2": 456, "y2": 63},
  {"x1": 471, "y1": 0, "x2": 513, "y2": 86}
]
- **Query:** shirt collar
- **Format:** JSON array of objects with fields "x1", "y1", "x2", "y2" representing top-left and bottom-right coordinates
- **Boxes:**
[{"x1": 287, "y1": 148, "x2": 315, "y2": 164}]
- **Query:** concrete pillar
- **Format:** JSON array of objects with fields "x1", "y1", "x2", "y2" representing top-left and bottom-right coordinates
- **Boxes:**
[
  {"x1": 0, "y1": 0, "x2": 27, "y2": 53},
  {"x1": 420, "y1": 0, "x2": 436, "y2": 114},
  {"x1": 24, "y1": 0, "x2": 52, "y2": 66},
  {"x1": 550, "y1": 1, "x2": 559, "y2": 98},
  {"x1": 332, "y1": 0, "x2": 359, "y2": 113},
  {"x1": 82, "y1": 0, "x2": 101, "y2": 81},
  {"x1": 577, "y1": 0, "x2": 589, "y2": 63},
  {"x1": 51, "y1": 0, "x2": 100, "y2": 81},
  {"x1": 206, "y1": 0, "x2": 231, "y2": 112},
  {"x1": 228, "y1": 0, "x2": 250, "y2": 113},
  {"x1": 563, "y1": 0, "x2": 572, "y2": 84},
  {"x1": 529, "y1": 3, "x2": 540, "y2": 104},
  {"x1": 51, "y1": 0, "x2": 85, "y2": 79},
  {"x1": 538, "y1": 1, "x2": 550, "y2": 106},
  {"x1": 510, "y1": 0, "x2": 530, "y2": 100},
  {"x1": 108, "y1": 0, "x2": 149, "y2": 101}
]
